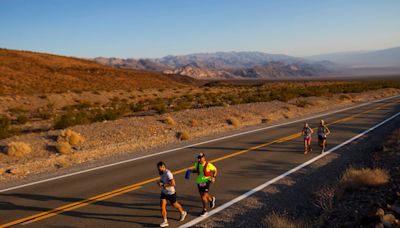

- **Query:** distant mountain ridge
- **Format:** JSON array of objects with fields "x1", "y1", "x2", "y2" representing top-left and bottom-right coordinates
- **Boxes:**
[
  {"x1": 94, "y1": 51, "x2": 336, "y2": 79},
  {"x1": 308, "y1": 47, "x2": 400, "y2": 68}
]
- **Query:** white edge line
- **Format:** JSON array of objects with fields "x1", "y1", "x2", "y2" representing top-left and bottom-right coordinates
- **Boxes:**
[
  {"x1": 0, "y1": 95, "x2": 399, "y2": 193},
  {"x1": 179, "y1": 111, "x2": 400, "y2": 228}
]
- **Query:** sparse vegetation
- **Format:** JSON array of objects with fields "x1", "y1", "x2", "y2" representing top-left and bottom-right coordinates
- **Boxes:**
[
  {"x1": 56, "y1": 141, "x2": 72, "y2": 154},
  {"x1": 295, "y1": 99, "x2": 312, "y2": 108},
  {"x1": 314, "y1": 185, "x2": 337, "y2": 211},
  {"x1": 261, "y1": 118, "x2": 270, "y2": 123},
  {"x1": 339, "y1": 167, "x2": 389, "y2": 190},
  {"x1": 0, "y1": 115, "x2": 12, "y2": 139},
  {"x1": 189, "y1": 119, "x2": 198, "y2": 127},
  {"x1": 15, "y1": 115, "x2": 29, "y2": 125},
  {"x1": 6, "y1": 142, "x2": 32, "y2": 158},
  {"x1": 177, "y1": 131, "x2": 190, "y2": 140},
  {"x1": 162, "y1": 116, "x2": 176, "y2": 125},
  {"x1": 59, "y1": 129, "x2": 85, "y2": 145},
  {"x1": 227, "y1": 117, "x2": 240, "y2": 127},
  {"x1": 152, "y1": 98, "x2": 167, "y2": 114},
  {"x1": 264, "y1": 212, "x2": 308, "y2": 228}
]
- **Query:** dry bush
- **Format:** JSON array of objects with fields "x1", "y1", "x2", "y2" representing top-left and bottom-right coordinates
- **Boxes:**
[
  {"x1": 339, "y1": 167, "x2": 390, "y2": 190},
  {"x1": 227, "y1": 117, "x2": 240, "y2": 127},
  {"x1": 314, "y1": 185, "x2": 337, "y2": 211},
  {"x1": 55, "y1": 155, "x2": 72, "y2": 168},
  {"x1": 261, "y1": 118, "x2": 270, "y2": 123},
  {"x1": 264, "y1": 212, "x2": 308, "y2": 228},
  {"x1": 56, "y1": 141, "x2": 72, "y2": 154},
  {"x1": 6, "y1": 142, "x2": 32, "y2": 158},
  {"x1": 295, "y1": 99, "x2": 312, "y2": 108},
  {"x1": 162, "y1": 116, "x2": 176, "y2": 125},
  {"x1": 189, "y1": 119, "x2": 199, "y2": 127},
  {"x1": 339, "y1": 94, "x2": 353, "y2": 100},
  {"x1": 59, "y1": 129, "x2": 85, "y2": 145},
  {"x1": 177, "y1": 131, "x2": 190, "y2": 140}
]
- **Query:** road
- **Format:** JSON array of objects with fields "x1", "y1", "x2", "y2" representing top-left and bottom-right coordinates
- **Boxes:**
[{"x1": 1, "y1": 96, "x2": 399, "y2": 228}]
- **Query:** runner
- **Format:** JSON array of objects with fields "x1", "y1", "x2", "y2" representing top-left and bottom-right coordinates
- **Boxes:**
[
  {"x1": 191, "y1": 153, "x2": 217, "y2": 216},
  {"x1": 318, "y1": 120, "x2": 331, "y2": 153},
  {"x1": 156, "y1": 161, "x2": 187, "y2": 227},
  {"x1": 301, "y1": 122, "x2": 314, "y2": 154}
]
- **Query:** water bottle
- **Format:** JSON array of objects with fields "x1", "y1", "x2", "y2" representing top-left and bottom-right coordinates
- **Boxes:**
[{"x1": 185, "y1": 169, "x2": 191, "y2": 180}]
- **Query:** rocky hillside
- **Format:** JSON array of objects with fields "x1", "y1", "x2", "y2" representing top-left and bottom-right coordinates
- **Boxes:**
[
  {"x1": 0, "y1": 48, "x2": 192, "y2": 95},
  {"x1": 94, "y1": 52, "x2": 337, "y2": 79}
]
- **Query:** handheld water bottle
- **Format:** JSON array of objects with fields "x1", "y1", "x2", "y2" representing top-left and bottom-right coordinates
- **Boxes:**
[{"x1": 185, "y1": 169, "x2": 191, "y2": 180}]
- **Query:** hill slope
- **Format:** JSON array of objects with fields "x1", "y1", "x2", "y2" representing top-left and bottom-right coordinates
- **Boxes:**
[{"x1": 0, "y1": 48, "x2": 191, "y2": 95}]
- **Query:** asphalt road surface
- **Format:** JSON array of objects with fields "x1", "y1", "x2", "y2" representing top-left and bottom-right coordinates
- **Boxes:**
[{"x1": 1, "y1": 96, "x2": 399, "y2": 228}]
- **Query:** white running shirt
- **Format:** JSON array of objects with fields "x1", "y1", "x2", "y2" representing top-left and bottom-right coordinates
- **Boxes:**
[{"x1": 160, "y1": 169, "x2": 176, "y2": 195}]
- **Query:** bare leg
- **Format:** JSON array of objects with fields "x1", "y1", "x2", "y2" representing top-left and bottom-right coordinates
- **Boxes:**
[
  {"x1": 304, "y1": 140, "x2": 308, "y2": 154},
  {"x1": 172, "y1": 201, "x2": 184, "y2": 213},
  {"x1": 161, "y1": 199, "x2": 168, "y2": 220},
  {"x1": 201, "y1": 193, "x2": 208, "y2": 211}
]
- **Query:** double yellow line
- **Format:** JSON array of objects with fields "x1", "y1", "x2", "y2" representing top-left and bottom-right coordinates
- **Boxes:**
[{"x1": 0, "y1": 101, "x2": 394, "y2": 227}]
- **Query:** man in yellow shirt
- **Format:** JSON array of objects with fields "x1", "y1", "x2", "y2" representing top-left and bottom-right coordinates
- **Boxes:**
[{"x1": 191, "y1": 153, "x2": 217, "y2": 216}]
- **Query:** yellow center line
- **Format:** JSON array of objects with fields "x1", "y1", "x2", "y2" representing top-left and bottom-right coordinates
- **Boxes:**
[{"x1": 0, "y1": 101, "x2": 395, "y2": 228}]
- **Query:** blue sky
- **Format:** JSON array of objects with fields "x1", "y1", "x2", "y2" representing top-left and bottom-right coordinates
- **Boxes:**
[{"x1": 1, "y1": 0, "x2": 399, "y2": 58}]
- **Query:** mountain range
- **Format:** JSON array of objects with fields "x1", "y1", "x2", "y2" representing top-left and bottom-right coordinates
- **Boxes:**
[
  {"x1": 94, "y1": 46, "x2": 400, "y2": 79},
  {"x1": 94, "y1": 52, "x2": 337, "y2": 79},
  {"x1": 307, "y1": 47, "x2": 400, "y2": 68}
]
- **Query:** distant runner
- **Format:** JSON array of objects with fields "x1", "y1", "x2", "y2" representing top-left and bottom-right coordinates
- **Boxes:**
[
  {"x1": 156, "y1": 161, "x2": 187, "y2": 227},
  {"x1": 191, "y1": 153, "x2": 217, "y2": 216},
  {"x1": 318, "y1": 120, "x2": 331, "y2": 153},
  {"x1": 301, "y1": 122, "x2": 314, "y2": 154}
]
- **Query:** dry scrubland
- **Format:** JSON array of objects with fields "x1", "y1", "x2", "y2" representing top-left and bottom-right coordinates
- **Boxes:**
[{"x1": 0, "y1": 81, "x2": 399, "y2": 183}]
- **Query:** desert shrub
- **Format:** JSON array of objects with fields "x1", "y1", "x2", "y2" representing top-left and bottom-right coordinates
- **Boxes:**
[
  {"x1": 339, "y1": 167, "x2": 389, "y2": 190},
  {"x1": 6, "y1": 142, "x2": 32, "y2": 158},
  {"x1": 174, "y1": 101, "x2": 192, "y2": 111},
  {"x1": 37, "y1": 110, "x2": 53, "y2": 120},
  {"x1": 130, "y1": 103, "x2": 145, "y2": 112},
  {"x1": 264, "y1": 212, "x2": 308, "y2": 228},
  {"x1": 314, "y1": 185, "x2": 336, "y2": 211},
  {"x1": 56, "y1": 141, "x2": 72, "y2": 154},
  {"x1": 295, "y1": 99, "x2": 312, "y2": 108},
  {"x1": 261, "y1": 118, "x2": 270, "y2": 123},
  {"x1": 339, "y1": 94, "x2": 353, "y2": 100},
  {"x1": 189, "y1": 119, "x2": 199, "y2": 127},
  {"x1": 227, "y1": 117, "x2": 240, "y2": 127},
  {"x1": 152, "y1": 98, "x2": 167, "y2": 114},
  {"x1": 15, "y1": 115, "x2": 30, "y2": 125},
  {"x1": 177, "y1": 131, "x2": 190, "y2": 140},
  {"x1": 8, "y1": 107, "x2": 28, "y2": 114},
  {"x1": 59, "y1": 129, "x2": 85, "y2": 145},
  {"x1": 0, "y1": 115, "x2": 11, "y2": 139},
  {"x1": 54, "y1": 111, "x2": 90, "y2": 129},
  {"x1": 162, "y1": 116, "x2": 176, "y2": 125}
]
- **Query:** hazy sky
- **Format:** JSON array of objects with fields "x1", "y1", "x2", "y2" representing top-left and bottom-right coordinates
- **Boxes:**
[{"x1": 1, "y1": 0, "x2": 399, "y2": 58}]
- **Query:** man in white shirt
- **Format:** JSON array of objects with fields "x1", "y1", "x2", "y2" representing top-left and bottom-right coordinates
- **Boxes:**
[{"x1": 157, "y1": 161, "x2": 187, "y2": 227}]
